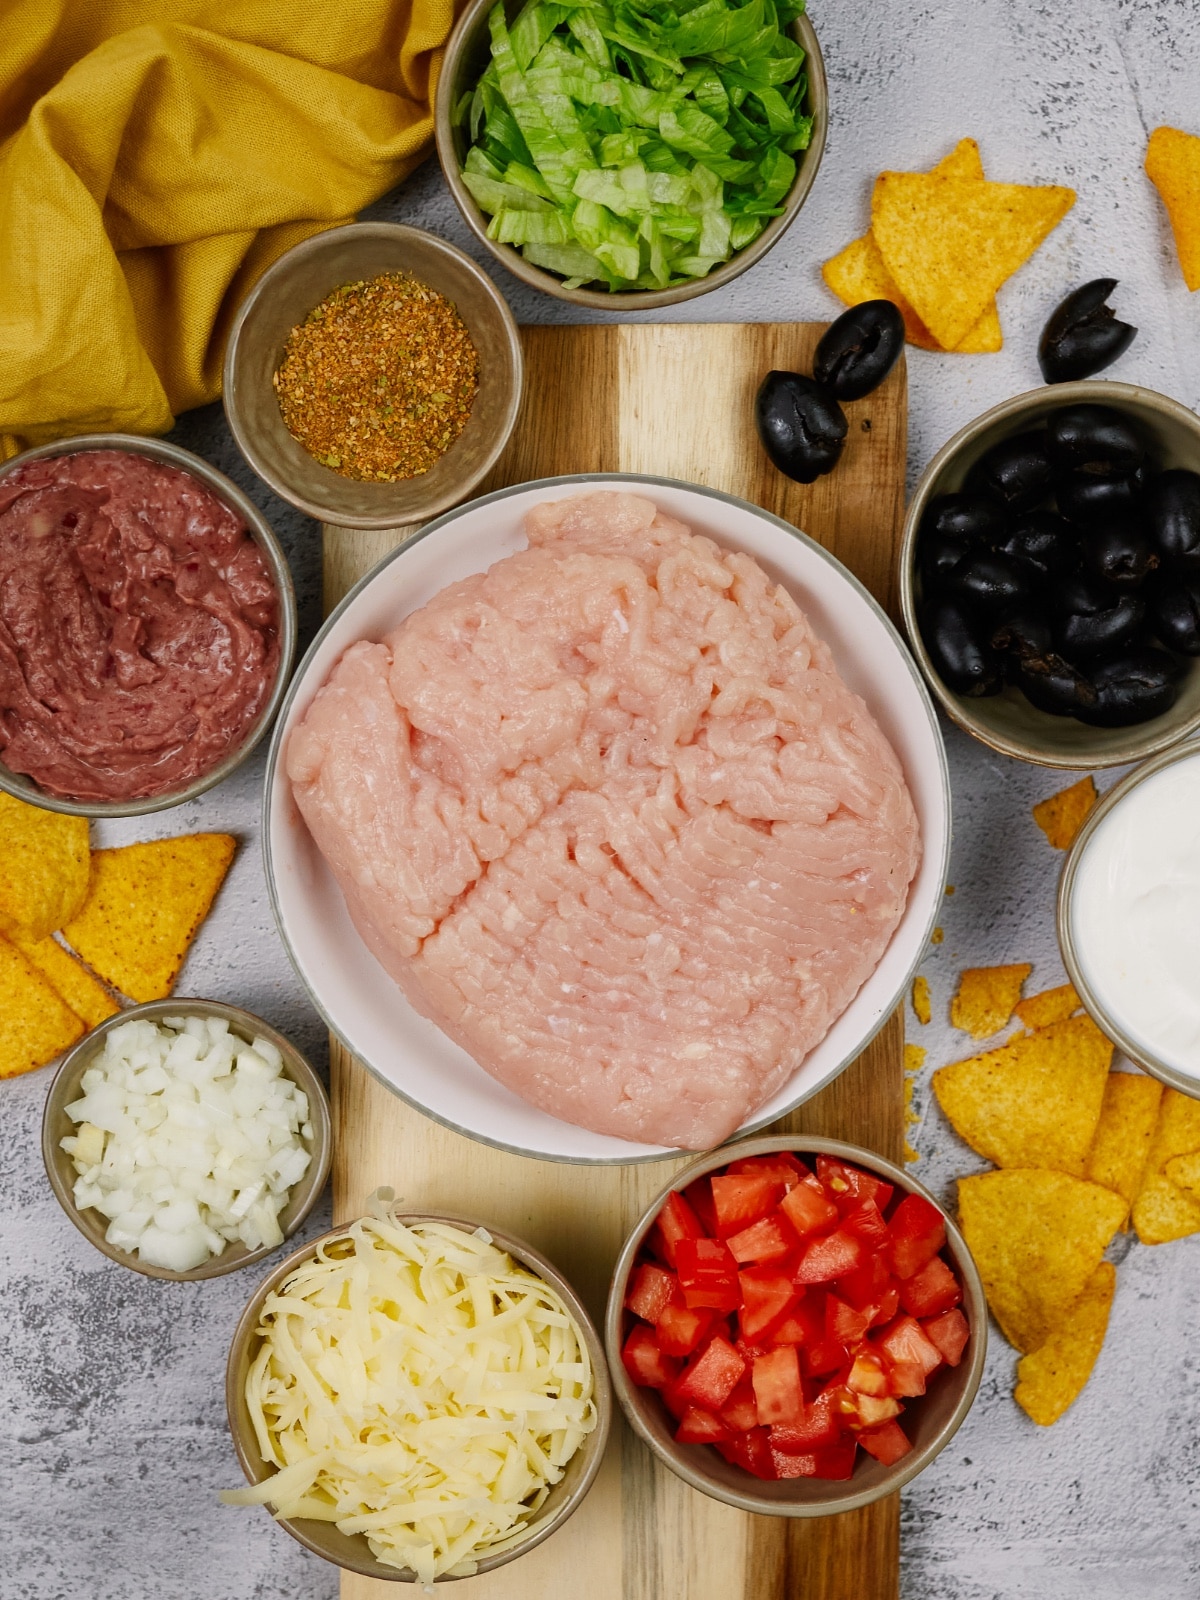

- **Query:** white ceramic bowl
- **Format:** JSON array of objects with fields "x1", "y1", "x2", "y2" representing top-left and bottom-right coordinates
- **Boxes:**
[{"x1": 264, "y1": 476, "x2": 950, "y2": 1163}]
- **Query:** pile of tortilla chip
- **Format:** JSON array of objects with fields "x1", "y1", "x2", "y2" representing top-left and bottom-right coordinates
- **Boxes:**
[
  {"x1": 824, "y1": 138, "x2": 1075, "y2": 352},
  {"x1": 932, "y1": 960, "x2": 1200, "y2": 1427},
  {"x1": 1145, "y1": 125, "x2": 1200, "y2": 292},
  {"x1": 0, "y1": 793, "x2": 235, "y2": 1079}
]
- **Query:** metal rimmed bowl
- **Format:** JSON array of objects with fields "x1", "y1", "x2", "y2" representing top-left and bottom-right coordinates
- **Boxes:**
[
  {"x1": 434, "y1": 0, "x2": 827, "y2": 310},
  {"x1": 1058, "y1": 739, "x2": 1200, "y2": 1097},
  {"x1": 225, "y1": 1211, "x2": 612, "y2": 1581},
  {"x1": 0, "y1": 435, "x2": 296, "y2": 818},
  {"x1": 223, "y1": 222, "x2": 523, "y2": 529},
  {"x1": 41, "y1": 998, "x2": 331, "y2": 1281},
  {"x1": 606, "y1": 1135, "x2": 987, "y2": 1516},
  {"x1": 900, "y1": 380, "x2": 1200, "y2": 770}
]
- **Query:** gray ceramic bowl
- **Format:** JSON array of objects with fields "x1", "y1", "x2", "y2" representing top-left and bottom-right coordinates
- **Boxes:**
[
  {"x1": 223, "y1": 223, "x2": 523, "y2": 529},
  {"x1": 900, "y1": 380, "x2": 1200, "y2": 769},
  {"x1": 42, "y1": 998, "x2": 331, "y2": 1281},
  {"x1": 225, "y1": 1212, "x2": 612, "y2": 1581},
  {"x1": 435, "y1": 0, "x2": 827, "y2": 310},
  {"x1": 0, "y1": 435, "x2": 296, "y2": 818},
  {"x1": 606, "y1": 1135, "x2": 986, "y2": 1516}
]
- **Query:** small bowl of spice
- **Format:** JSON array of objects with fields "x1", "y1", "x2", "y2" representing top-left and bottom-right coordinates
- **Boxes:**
[{"x1": 224, "y1": 223, "x2": 523, "y2": 530}]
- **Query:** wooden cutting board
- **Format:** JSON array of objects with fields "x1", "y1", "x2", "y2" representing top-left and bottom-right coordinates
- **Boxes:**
[{"x1": 322, "y1": 322, "x2": 908, "y2": 1600}]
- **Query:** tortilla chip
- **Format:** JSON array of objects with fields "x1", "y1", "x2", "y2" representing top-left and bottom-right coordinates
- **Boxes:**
[
  {"x1": 904, "y1": 1043, "x2": 927, "y2": 1075},
  {"x1": 1132, "y1": 1089, "x2": 1200, "y2": 1244},
  {"x1": 0, "y1": 935, "x2": 84, "y2": 1078},
  {"x1": 0, "y1": 794, "x2": 90, "y2": 941},
  {"x1": 957, "y1": 1169, "x2": 1126, "y2": 1353},
  {"x1": 1032, "y1": 776, "x2": 1097, "y2": 850},
  {"x1": 1085, "y1": 1073, "x2": 1163, "y2": 1209},
  {"x1": 1164, "y1": 1150, "x2": 1200, "y2": 1196},
  {"x1": 10, "y1": 931, "x2": 119, "y2": 1031},
  {"x1": 1014, "y1": 983, "x2": 1081, "y2": 1030},
  {"x1": 950, "y1": 962, "x2": 1032, "y2": 1039},
  {"x1": 911, "y1": 975, "x2": 932, "y2": 1025},
  {"x1": 1014, "y1": 1261, "x2": 1115, "y2": 1426},
  {"x1": 872, "y1": 172, "x2": 1075, "y2": 352},
  {"x1": 61, "y1": 834, "x2": 236, "y2": 1003},
  {"x1": 1145, "y1": 125, "x2": 1200, "y2": 291},
  {"x1": 933, "y1": 1015, "x2": 1112, "y2": 1175}
]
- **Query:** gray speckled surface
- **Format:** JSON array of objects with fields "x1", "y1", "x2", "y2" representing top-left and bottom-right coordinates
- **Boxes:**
[{"x1": 5, "y1": 2, "x2": 1200, "y2": 1596}]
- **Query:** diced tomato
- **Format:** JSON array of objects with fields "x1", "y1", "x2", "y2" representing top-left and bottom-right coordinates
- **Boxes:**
[
  {"x1": 725, "y1": 1153, "x2": 804, "y2": 1191},
  {"x1": 738, "y1": 1267, "x2": 797, "y2": 1342},
  {"x1": 661, "y1": 1377, "x2": 691, "y2": 1420},
  {"x1": 683, "y1": 1176, "x2": 718, "y2": 1236},
  {"x1": 771, "y1": 1445, "x2": 820, "y2": 1478},
  {"x1": 780, "y1": 1177, "x2": 840, "y2": 1238},
  {"x1": 676, "y1": 1237, "x2": 742, "y2": 1311},
  {"x1": 826, "y1": 1294, "x2": 873, "y2": 1348},
  {"x1": 811, "y1": 1435, "x2": 858, "y2": 1479},
  {"x1": 874, "y1": 1286, "x2": 901, "y2": 1326},
  {"x1": 836, "y1": 1251, "x2": 890, "y2": 1311},
  {"x1": 719, "y1": 1380, "x2": 761, "y2": 1433},
  {"x1": 772, "y1": 1308, "x2": 815, "y2": 1345},
  {"x1": 768, "y1": 1386, "x2": 840, "y2": 1450},
  {"x1": 622, "y1": 1325, "x2": 679, "y2": 1389},
  {"x1": 651, "y1": 1189, "x2": 706, "y2": 1268},
  {"x1": 795, "y1": 1228, "x2": 864, "y2": 1284},
  {"x1": 657, "y1": 1303, "x2": 714, "y2": 1358},
  {"x1": 675, "y1": 1406, "x2": 731, "y2": 1444},
  {"x1": 727, "y1": 1212, "x2": 799, "y2": 1265},
  {"x1": 899, "y1": 1254, "x2": 962, "y2": 1319},
  {"x1": 842, "y1": 1198, "x2": 888, "y2": 1246},
  {"x1": 802, "y1": 1338, "x2": 848, "y2": 1379},
  {"x1": 849, "y1": 1392, "x2": 902, "y2": 1428},
  {"x1": 624, "y1": 1262, "x2": 681, "y2": 1324},
  {"x1": 752, "y1": 1345, "x2": 805, "y2": 1427},
  {"x1": 816, "y1": 1155, "x2": 894, "y2": 1215},
  {"x1": 711, "y1": 1174, "x2": 782, "y2": 1238},
  {"x1": 923, "y1": 1308, "x2": 970, "y2": 1367},
  {"x1": 876, "y1": 1314, "x2": 943, "y2": 1378},
  {"x1": 715, "y1": 1425, "x2": 773, "y2": 1479},
  {"x1": 884, "y1": 1193, "x2": 947, "y2": 1280},
  {"x1": 846, "y1": 1351, "x2": 890, "y2": 1397},
  {"x1": 887, "y1": 1361, "x2": 926, "y2": 1398},
  {"x1": 858, "y1": 1418, "x2": 912, "y2": 1465},
  {"x1": 674, "y1": 1333, "x2": 747, "y2": 1412}
]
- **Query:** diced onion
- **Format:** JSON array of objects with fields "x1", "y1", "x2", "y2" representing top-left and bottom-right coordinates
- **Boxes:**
[{"x1": 219, "y1": 1202, "x2": 597, "y2": 1583}]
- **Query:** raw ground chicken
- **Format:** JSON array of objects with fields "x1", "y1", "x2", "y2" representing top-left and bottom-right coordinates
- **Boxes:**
[{"x1": 288, "y1": 493, "x2": 920, "y2": 1148}]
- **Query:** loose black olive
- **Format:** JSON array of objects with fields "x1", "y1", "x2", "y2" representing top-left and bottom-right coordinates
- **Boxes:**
[
  {"x1": 966, "y1": 432, "x2": 1055, "y2": 512},
  {"x1": 990, "y1": 606, "x2": 1054, "y2": 661},
  {"x1": 1045, "y1": 404, "x2": 1145, "y2": 476},
  {"x1": 1149, "y1": 575, "x2": 1200, "y2": 655},
  {"x1": 1038, "y1": 279, "x2": 1138, "y2": 384},
  {"x1": 1053, "y1": 574, "x2": 1145, "y2": 657},
  {"x1": 1018, "y1": 653, "x2": 1098, "y2": 716},
  {"x1": 920, "y1": 493, "x2": 1008, "y2": 547},
  {"x1": 920, "y1": 529, "x2": 971, "y2": 591},
  {"x1": 920, "y1": 598, "x2": 1003, "y2": 696},
  {"x1": 813, "y1": 300, "x2": 906, "y2": 401},
  {"x1": 755, "y1": 371, "x2": 848, "y2": 484},
  {"x1": 1056, "y1": 465, "x2": 1147, "y2": 526},
  {"x1": 1145, "y1": 469, "x2": 1200, "y2": 573},
  {"x1": 951, "y1": 553, "x2": 1031, "y2": 616},
  {"x1": 996, "y1": 511, "x2": 1079, "y2": 580},
  {"x1": 1075, "y1": 649, "x2": 1180, "y2": 727},
  {"x1": 1085, "y1": 523, "x2": 1159, "y2": 589}
]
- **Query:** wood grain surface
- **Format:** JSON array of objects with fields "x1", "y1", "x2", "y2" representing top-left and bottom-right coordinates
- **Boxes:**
[{"x1": 322, "y1": 323, "x2": 908, "y2": 1600}]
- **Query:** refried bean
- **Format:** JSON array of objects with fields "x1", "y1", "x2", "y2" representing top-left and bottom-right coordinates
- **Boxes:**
[{"x1": 0, "y1": 450, "x2": 281, "y2": 802}]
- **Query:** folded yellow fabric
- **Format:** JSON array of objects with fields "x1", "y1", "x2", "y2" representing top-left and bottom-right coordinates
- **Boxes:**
[{"x1": 0, "y1": 0, "x2": 457, "y2": 457}]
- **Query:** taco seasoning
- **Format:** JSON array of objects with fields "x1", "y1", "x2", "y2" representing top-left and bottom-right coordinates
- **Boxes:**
[{"x1": 273, "y1": 272, "x2": 480, "y2": 482}]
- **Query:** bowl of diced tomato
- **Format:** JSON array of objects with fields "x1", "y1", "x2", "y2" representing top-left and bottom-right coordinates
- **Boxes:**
[{"x1": 605, "y1": 1136, "x2": 986, "y2": 1514}]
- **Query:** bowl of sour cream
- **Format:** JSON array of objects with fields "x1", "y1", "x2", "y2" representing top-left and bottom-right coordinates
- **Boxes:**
[{"x1": 1059, "y1": 740, "x2": 1200, "y2": 1095}]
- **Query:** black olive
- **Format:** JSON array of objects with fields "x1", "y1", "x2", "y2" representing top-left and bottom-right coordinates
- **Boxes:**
[
  {"x1": 1038, "y1": 279, "x2": 1138, "y2": 384},
  {"x1": 1075, "y1": 649, "x2": 1180, "y2": 726},
  {"x1": 951, "y1": 553, "x2": 1031, "y2": 616},
  {"x1": 1056, "y1": 465, "x2": 1147, "y2": 526},
  {"x1": 966, "y1": 432, "x2": 1054, "y2": 512},
  {"x1": 920, "y1": 598, "x2": 1003, "y2": 696},
  {"x1": 920, "y1": 529, "x2": 971, "y2": 591},
  {"x1": 920, "y1": 493, "x2": 1008, "y2": 547},
  {"x1": 1018, "y1": 653, "x2": 1098, "y2": 716},
  {"x1": 1085, "y1": 523, "x2": 1159, "y2": 589},
  {"x1": 1145, "y1": 469, "x2": 1200, "y2": 573},
  {"x1": 996, "y1": 511, "x2": 1079, "y2": 580},
  {"x1": 1053, "y1": 574, "x2": 1145, "y2": 657},
  {"x1": 1149, "y1": 575, "x2": 1200, "y2": 655},
  {"x1": 1045, "y1": 404, "x2": 1145, "y2": 476},
  {"x1": 813, "y1": 300, "x2": 906, "y2": 401},
  {"x1": 990, "y1": 606, "x2": 1054, "y2": 661},
  {"x1": 755, "y1": 372, "x2": 848, "y2": 484}
]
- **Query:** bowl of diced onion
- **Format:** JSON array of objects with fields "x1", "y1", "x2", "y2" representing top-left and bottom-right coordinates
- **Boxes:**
[
  {"x1": 41, "y1": 998, "x2": 332, "y2": 1281},
  {"x1": 222, "y1": 1201, "x2": 611, "y2": 1583}
]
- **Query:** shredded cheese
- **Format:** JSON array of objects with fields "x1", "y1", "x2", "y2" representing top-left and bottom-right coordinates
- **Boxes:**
[{"x1": 220, "y1": 1204, "x2": 597, "y2": 1582}]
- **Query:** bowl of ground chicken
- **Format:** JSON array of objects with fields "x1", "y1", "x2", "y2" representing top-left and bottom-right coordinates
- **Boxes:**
[{"x1": 224, "y1": 223, "x2": 523, "y2": 530}]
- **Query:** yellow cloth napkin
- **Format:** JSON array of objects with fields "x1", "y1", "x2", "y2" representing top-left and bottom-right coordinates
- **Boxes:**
[{"x1": 0, "y1": 0, "x2": 457, "y2": 458}]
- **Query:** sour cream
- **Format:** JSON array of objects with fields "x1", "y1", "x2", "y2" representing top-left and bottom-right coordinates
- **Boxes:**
[{"x1": 1068, "y1": 748, "x2": 1200, "y2": 1079}]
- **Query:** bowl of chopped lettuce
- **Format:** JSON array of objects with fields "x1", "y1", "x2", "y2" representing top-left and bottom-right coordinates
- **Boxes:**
[{"x1": 435, "y1": 0, "x2": 826, "y2": 306}]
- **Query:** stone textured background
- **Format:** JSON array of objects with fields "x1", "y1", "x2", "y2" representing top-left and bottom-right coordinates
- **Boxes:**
[{"x1": 4, "y1": 1, "x2": 1199, "y2": 1595}]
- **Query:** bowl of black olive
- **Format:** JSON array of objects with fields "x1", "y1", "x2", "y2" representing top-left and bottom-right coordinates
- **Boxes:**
[{"x1": 901, "y1": 381, "x2": 1200, "y2": 768}]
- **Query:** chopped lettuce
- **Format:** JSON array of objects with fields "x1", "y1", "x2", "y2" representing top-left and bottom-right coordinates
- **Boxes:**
[{"x1": 457, "y1": 0, "x2": 811, "y2": 291}]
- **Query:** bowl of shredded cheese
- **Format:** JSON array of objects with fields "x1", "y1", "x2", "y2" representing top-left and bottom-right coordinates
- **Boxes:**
[{"x1": 221, "y1": 1197, "x2": 611, "y2": 1583}]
